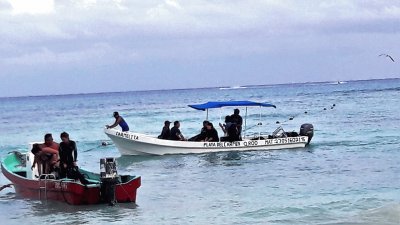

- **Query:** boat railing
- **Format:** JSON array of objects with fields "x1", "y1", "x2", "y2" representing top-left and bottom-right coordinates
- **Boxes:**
[
  {"x1": 272, "y1": 126, "x2": 287, "y2": 138},
  {"x1": 243, "y1": 127, "x2": 286, "y2": 139},
  {"x1": 39, "y1": 174, "x2": 56, "y2": 200},
  {"x1": 243, "y1": 132, "x2": 270, "y2": 140}
]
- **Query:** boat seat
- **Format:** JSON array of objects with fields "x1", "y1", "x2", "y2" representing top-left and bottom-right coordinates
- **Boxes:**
[
  {"x1": 86, "y1": 179, "x2": 100, "y2": 184},
  {"x1": 58, "y1": 178, "x2": 100, "y2": 185},
  {"x1": 39, "y1": 174, "x2": 56, "y2": 180}
]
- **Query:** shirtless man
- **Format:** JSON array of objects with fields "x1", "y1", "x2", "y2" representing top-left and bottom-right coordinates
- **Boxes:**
[{"x1": 32, "y1": 133, "x2": 59, "y2": 174}]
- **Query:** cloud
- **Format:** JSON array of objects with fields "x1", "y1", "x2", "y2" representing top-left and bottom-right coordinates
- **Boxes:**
[
  {"x1": 0, "y1": 0, "x2": 399, "y2": 97},
  {"x1": 1, "y1": 42, "x2": 138, "y2": 66},
  {"x1": 2, "y1": 1, "x2": 399, "y2": 41},
  {"x1": 0, "y1": 0, "x2": 399, "y2": 67},
  {"x1": 8, "y1": 0, "x2": 54, "y2": 15},
  {"x1": 1, "y1": 1, "x2": 399, "y2": 40}
]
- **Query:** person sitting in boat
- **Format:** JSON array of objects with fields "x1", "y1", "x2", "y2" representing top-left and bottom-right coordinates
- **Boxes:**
[
  {"x1": 204, "y1": 122, "x2": 219, "y2": 142},
  {"x1": 106, "y1": 111, "x2": 129, "y2": 132},
  {"x1": 58, "y1": 132, "x2": 89, "y2": 184},
  {"x1": 231, "y1": 109, "x2": 243, "y2": 140},
  {"x1": 188, "y1": 120, "x2": 208, "y2": 141},
  {"x1": 228, "y1": 123, "x2": 240, "y2": 142},
  {"x1": 219, "y1": 115, "x2": 232, "y2": 136},
  {"x1": 31, "y1": 134, "x2": 59, "y2": 174},
  {"x1": 169, "y1": 121, "x2": 186, "y2": 141},
  {"x1": 158, "y1": 120, "x2": 171, "y2": 139},
  {"x1": 220, "y1": 121, "x2": 240, "y2": 142}
]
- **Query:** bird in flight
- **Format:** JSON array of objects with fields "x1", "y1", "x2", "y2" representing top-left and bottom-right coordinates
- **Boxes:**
[{"x1": 379, "y1": 54, "x2": 395, "y2": 62}]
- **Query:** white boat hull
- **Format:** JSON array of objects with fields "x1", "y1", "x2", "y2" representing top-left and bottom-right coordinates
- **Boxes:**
[{"x1": 104, "y1": 128, "x2": 310, "y2": 156}]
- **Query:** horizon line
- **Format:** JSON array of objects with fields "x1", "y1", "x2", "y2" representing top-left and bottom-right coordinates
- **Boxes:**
[{"x1": 1, "y1": 77, "x2": 399, "y2": 99}]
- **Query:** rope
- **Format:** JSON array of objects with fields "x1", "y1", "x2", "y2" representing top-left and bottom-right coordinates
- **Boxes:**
[
  {"x1": 82, "y1": 141, "x2": 114, "y2": 152},
  {"x1": 275, "y1": 103, "x2": 336, "y2": 125},
  {"x1": 242, "y1": 103, "x2": 337, "y2": 133},
  {"x1": 115, "y1": 179, "x2": 133, "y2": 203},
  {"x1": 59, "y1": 180, "x2": 71, "y2": 205}
]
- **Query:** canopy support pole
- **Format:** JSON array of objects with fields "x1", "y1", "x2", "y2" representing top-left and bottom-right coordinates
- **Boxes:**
[
  {"x1": 244, "y1": 107, "x2": 248, "y2": 139},
  {"x1": 259, "y1": 106, "x2": 262, "y2": 139},
  {"x1": 206, "y1": 109, "x2": 209, "y2": 120}
]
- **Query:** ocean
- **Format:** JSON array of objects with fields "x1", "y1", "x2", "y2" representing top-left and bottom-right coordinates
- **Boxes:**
[{"x1": 0, "y1": 79, "x2": 399, "y2": 225}]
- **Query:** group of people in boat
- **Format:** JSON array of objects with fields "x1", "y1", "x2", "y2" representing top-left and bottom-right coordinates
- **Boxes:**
[
  {"x1": 105, "y1": 109, "x2": 244, "y2": 142},
  {"x1": 158, "y1": 108, "x2": 243, "y2": 142},
  {"x1": 30, "y1": 132, "x2": 88, "y2": 184}
]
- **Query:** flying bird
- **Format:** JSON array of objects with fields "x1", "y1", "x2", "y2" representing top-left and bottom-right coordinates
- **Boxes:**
[{"x1": 379, "y1": 54, "x2": 395, "y2": 62}]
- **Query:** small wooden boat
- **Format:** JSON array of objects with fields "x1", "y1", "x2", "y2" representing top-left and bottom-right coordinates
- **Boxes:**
[
  {"x1": 105, "y1": 101, "x2": 314, "y2": 155},
  {"x1": 1, "y1": 151, "x2": 141, "y2": 205}
]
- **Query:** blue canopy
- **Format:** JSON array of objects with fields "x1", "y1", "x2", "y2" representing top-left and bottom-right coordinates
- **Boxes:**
[{"x1": 188, "y1": 100, "x2": 276, "y2": 111}]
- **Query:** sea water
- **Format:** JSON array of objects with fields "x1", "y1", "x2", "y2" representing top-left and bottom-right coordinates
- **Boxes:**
[{"x1": 0, "y1": 79, "x2": 399, "y2": 225}]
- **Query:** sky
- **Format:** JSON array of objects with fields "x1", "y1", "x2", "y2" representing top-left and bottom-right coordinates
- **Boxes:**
[{"x1": 0, "y1": 0, "x2": 399, "y2": 97}]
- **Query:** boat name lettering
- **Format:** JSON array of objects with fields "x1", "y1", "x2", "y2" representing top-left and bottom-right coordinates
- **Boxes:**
[
  {"x1": 203, "y1": 142, "x2": 241, "y2": 148},
  {"x1": 54, "y1": 182, "x2": 68, "y2": 190},
  {"x1": 264, "y1": 139, "x2": 273, "y2": 145},
  {"x1": 273, "y1": 137, "x2": 305, "y2": 144},
  {"x1": 116, "y1": 131, "x2": 139, "y2": 140},
  {"x1": 243, "y1": 140, "x2": 258, "y2": 146}
]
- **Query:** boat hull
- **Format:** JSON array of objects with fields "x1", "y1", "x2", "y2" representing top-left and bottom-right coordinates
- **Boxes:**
[
  {"x1": 104, "y1": 128, "x2": 309, "y2": 156},
  {"x1": 1, "y1": 152, "x2": 141, "y2": 205}
]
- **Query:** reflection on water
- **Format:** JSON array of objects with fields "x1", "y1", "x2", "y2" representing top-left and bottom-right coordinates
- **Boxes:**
[
  {"x1": 116, "y1": 155, "x2": 159, "y2": 168},
  {"x1": 223, "y1": 152, "x2": 241, "y2": 161},
  {"x1": 1, "y1": 196, "x2": 141, "y2": 225}
]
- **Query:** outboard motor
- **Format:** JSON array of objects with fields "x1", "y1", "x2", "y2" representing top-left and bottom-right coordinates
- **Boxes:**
[
  {"x1": 100, "y1": 158, "x2": 119, "y2": 206},
  {"x1": 299, "y1": 123, "x2": 314, "y2": 145}
]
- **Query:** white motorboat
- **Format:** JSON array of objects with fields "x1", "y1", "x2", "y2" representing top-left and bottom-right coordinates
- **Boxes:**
[{"x1": 104, "y1": 101, "x2": 314, "y2": 156}]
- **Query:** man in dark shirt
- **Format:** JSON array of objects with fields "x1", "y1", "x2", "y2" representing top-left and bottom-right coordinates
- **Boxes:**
[
  {"x1": 59, "y1": 132, "x2": 78, "y2": 178},
  {"x1": 58, "y1": 132, "x2": 88, "y2": 184},
  {"x1": 227, "y1": 123, "x2": 240, "y2": 142},
  {"x1": 169, "y1": 121, "x2": 186, "y2": 141},
  {"x1": 230, "y1": 108, "x2": 243, "y2": 140},
  {"x1": 158, "y1": 120, "x2": 171, "y2": 139},
  {"x1": 204, "y1": 122, "x2": 219, "y2": 142},
  {"x1": 189, "y1": 120, "x2": 208, "y2": 141}
]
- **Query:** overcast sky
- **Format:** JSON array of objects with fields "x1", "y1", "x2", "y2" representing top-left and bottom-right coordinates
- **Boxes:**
[{"x1": 0, "y1": 0, "x2": 399, "y2": 97}]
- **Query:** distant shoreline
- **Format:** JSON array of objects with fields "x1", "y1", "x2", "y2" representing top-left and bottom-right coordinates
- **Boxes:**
[{"x1": 1, "y1": 77, "x2": 399, "y2": 99}]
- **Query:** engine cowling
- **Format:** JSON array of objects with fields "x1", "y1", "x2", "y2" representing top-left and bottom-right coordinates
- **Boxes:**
[{"x1": 299, "y1": 123, "x2": 314, "y2": 145}]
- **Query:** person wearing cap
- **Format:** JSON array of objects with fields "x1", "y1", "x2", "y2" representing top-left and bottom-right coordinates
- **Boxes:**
[
  {"x1": 158, "y1": 120, "x2": 171, "y2": 139},
  {"x1": 106, "y1": 112, "x2": 129, "y2": 132}
]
